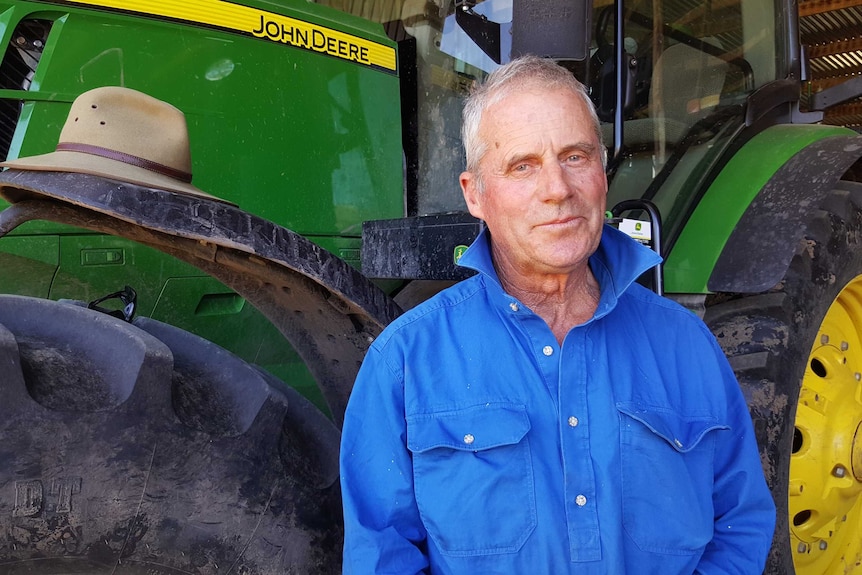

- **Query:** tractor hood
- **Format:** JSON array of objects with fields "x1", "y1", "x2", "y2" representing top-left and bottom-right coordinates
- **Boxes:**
[{"x1": 0, "y1": 169, "x2": 403, "y2": 426}]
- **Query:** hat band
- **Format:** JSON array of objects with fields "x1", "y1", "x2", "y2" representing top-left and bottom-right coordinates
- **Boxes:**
[{"x1": 56, "y1": 142, "x2": 193, "y2": 183}]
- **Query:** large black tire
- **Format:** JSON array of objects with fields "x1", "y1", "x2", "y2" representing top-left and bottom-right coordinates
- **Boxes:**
[
  {"x1": 705, "y1": 181, "x2": 862, "y2": 575},
  {"x1": 0, "y1": 295, "x2": 342, "y2": 574}
]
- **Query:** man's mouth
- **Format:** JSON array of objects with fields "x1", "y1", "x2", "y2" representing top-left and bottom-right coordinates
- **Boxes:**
[{"x1": 538, "y1": 216, "x2": 578, "y2": 227}]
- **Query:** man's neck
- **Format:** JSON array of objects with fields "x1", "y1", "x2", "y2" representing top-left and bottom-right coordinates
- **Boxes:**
[{"x1": 497, "y1": 262, "x2": 601, "y2": 345}]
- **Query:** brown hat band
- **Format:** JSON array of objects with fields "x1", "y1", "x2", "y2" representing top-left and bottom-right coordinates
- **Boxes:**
[{"x1": 55, "y1": 142, "x2": 193, "y2": 183}]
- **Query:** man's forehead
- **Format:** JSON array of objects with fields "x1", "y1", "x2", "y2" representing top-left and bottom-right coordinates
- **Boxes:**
[
  {"x1": 480, "y1": 88, "x2": 597, "y2": 149},
  {"x1": 486, "y1": 85, "x2": 588, "y2": 121}
]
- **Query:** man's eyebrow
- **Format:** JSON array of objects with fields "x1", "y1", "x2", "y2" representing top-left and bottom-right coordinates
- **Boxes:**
[
  {"x1": 560, "y1": 142, "x2": 599, "y2": 157},
  {"x1": 503, "y1": 152, "x2": 540, "y2": 170}
]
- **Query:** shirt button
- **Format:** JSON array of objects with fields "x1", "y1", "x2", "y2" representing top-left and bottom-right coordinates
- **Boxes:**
[
  {"x1": 542, "y1": 345, "x2": 554, "y2": 356},
  {"x1": 463, "y1": 434, "x2": 475, "y2": 445},
  {"x1": 509, "y1": 302, "x2": 519, "y2": 312},
  {"x1": 576, "y1": 494, "x2": 587, "y2": 507},
  {"x1": 568, "y1": 416, "x2": 579, "y2": 427}
]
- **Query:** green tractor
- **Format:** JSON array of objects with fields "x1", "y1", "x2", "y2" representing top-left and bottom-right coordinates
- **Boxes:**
[{"x1": 0, "y1": 0, "x2": 860, "y2": 573}]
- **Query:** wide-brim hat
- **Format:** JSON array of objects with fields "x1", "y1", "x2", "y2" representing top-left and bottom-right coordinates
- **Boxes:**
[{"x1": 0, "y1": 86, "x2": 230, "y2": 204}]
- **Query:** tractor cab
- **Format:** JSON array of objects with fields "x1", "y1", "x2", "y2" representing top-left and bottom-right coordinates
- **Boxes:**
[{"x1": 321, "y1": 0, "x2": 794, "y2": 228}]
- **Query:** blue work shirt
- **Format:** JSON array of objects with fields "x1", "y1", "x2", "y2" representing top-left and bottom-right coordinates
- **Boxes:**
[{"x1": 340, "y1": 225, "x2": 776, "y2": 574}]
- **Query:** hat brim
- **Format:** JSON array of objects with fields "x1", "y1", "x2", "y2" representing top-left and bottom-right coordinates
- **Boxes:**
[{"x1": 0, "y1": 150, "x2": 233, "y2": 205}]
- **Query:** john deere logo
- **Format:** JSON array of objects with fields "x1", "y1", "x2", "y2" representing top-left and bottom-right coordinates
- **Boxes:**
[
  {"x1": 453, "y1": 245, "x2": 468, "y2": 264},
  {"x1": 635, "y1": 222, "x2": 643, "y2": 232}
]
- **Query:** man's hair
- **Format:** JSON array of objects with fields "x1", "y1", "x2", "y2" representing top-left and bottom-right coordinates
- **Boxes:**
[{"x1": 461, "y1": 55, "x2": 606, "y2": 178}]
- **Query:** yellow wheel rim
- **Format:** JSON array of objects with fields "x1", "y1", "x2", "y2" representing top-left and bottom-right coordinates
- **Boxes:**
[{"x1": 791, "y1": 274, "x2": 862, "y2": 573}]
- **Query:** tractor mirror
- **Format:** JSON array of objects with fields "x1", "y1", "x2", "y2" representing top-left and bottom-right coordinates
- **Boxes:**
[
  {"x1": 455, "y1": 2, "x2": 503, "y2": 64},
  {"x1": 512, "y1": 0, "x2": 592, "y2": 61}
]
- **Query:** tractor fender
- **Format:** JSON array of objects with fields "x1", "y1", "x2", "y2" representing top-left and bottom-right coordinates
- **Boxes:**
[
  {"x1": 0, "y1": 169, "x2": 403, "y2": 427},
  {"x1": 708, "y1": 132, "x2": 862, "y2": 293}
]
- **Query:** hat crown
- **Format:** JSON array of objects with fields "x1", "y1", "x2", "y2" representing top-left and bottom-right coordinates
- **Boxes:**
[
  {"x1": 59, "y1": 86, "x2": 192, "y2": 175},
  {"x1": 0, "y1": 85, "x2": 226, "y2": 203}
]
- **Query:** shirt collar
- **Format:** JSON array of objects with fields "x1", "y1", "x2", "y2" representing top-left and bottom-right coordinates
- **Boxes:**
[{"x1": 457, "y1": 225, "x2": 662, "y2": 319}]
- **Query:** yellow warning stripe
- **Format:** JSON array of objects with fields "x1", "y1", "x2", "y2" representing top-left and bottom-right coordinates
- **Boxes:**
[{"x1": 63, "y1": 0, "x2": 397, "y2": 71}]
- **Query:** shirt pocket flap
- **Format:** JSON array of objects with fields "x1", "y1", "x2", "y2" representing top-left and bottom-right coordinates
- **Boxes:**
[
  {"x1": 407, "y1": 403, "x2": 530, "y2": 453},
  {"x1": 616, "y1": 401, "x2": 728, "y2": 453}
]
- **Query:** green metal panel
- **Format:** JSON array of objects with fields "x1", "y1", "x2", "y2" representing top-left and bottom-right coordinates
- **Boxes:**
[
  {"x1": 51, "y1": 235, "x2": 202, "y2": 314},
  {"x1": 664, "y1": 123, "x2": 858, "y2": 293},
  {"x1": 0, "y1": 0, "x2": 404, "y2": 237},
  {"x1": 0, "y1": 235, "x2": 58, "y2": 296}
]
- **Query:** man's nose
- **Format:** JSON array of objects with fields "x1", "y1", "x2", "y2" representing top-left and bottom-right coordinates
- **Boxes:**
[{"x1": 538, "y1": 161, "x2": 574, "y2": 202}]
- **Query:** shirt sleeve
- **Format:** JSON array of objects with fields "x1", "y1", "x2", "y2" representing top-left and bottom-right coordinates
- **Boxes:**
[
  {"x1": 695, "y1": 337, "x2": 777, "y2": 574},
  {"x1": 340, "y1": 344, "x2": 430, "y2": 575}
]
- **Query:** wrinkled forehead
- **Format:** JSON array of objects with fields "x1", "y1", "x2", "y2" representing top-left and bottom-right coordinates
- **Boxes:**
[{"x1": 481, "y1": 83, "x2": 604, "y2": 164}]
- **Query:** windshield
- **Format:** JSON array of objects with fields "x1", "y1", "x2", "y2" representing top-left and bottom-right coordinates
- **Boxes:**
[{"x1": 593, "y1": 0, "x2": 782, "y2": 237}]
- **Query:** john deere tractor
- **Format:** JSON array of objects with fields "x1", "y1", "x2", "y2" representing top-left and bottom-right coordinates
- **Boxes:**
[{"x1": 0, "y1": 0, "x2": 860, "y2": 573}]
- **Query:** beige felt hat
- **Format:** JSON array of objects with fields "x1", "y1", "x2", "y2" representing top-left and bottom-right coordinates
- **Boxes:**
[{"x1": 1, "y1": 86, "x2": 227, "y2": 203}]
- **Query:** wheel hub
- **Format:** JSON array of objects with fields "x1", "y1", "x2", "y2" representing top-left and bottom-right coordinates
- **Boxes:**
[{"x1": 790, "y1": 275, "x2": 862, "y2": 573}]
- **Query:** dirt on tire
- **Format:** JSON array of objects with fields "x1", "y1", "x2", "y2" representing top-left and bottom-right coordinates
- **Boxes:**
[{"x1": 0, "y1": 295, "x2": 342, "y2": 575}]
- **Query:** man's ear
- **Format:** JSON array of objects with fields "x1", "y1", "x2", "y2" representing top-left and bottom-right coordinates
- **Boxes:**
[{"x1": 460, "y1": 171, "x2": 484, "y2": 220}]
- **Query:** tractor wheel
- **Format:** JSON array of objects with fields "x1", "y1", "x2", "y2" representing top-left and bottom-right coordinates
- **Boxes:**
[
  {"x1": 0, "y1": 295, "x2": 342, "y2": 574},
  {"x1": 705, "y1": 181, "x2": 862, "y2": 575}
]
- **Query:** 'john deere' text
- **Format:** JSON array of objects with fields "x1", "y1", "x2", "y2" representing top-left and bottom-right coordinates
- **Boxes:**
[{"x1": 252, "y1": 14, "x2": 370, "y2": 65}]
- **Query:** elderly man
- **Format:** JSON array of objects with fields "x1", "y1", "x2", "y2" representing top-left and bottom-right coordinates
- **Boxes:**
[{"x1": 340, "y1": 55, "x2": 775, "y2": 574}]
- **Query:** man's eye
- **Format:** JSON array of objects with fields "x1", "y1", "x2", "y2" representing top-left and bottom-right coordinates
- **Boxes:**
[{"x1": 513, "y1": 164, "x2": 529, "y2": 172}]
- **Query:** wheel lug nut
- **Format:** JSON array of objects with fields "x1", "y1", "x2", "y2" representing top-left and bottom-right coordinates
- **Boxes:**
[
  {"x1": 798, "y1": 542, "x2": 809, "y2": 553},
  {"x1": 856, "y1": 372, "x2": 861, "y2": 381},
  {"x1": 821, "y1": 335, "x2": 830, "y2": 344},
  {"x1": 819, "y1": 540, "x2": 828, "y2": 550},
  {"x1": 833, "y1": 465, "x2": 847, "y2": 478},
  {"x1": 841, "y1": 341, "x2": 849, "y2": 351}
]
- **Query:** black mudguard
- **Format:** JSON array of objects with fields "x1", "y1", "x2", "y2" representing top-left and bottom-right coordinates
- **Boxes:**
[
  {"x1": 709, "y1": 133, "x2": 862, "y2": 293},
  {"x1": 0, "y1": 169, "x2": 402, "y2": 426}
]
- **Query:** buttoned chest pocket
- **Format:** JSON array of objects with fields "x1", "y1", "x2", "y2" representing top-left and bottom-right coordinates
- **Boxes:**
[
  {"x1": 617, "y1": 402, "x2": 728, "y2": 555},
  {"x1": 407, "y1": 403, "x2": 536, "y2": 556}
]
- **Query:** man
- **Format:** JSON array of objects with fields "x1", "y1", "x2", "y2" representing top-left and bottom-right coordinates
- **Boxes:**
[{"x1": 340, "y1": 55, "x2": 775, "y2": 574}]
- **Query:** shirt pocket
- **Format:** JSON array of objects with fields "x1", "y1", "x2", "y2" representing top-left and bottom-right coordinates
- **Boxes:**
[
  {"x1": 407, "y1": 402, "x2": 536, "y2": 556},
  {"x1": 617, "y1": 401, "x2": 729, "y2": 555}
]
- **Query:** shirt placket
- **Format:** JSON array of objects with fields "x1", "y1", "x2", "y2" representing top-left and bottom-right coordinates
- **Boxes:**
[
  {"x1": 559, "y1": 329, "x2": 601, "y2": 562},
  {"x1": 505, "y1": 297, "x2": 602, "y2": 563}
]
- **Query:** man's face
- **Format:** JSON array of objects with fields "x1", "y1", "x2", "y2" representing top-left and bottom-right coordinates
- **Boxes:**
[{"x1": 460, "y1": 87, "x2": 608, "y2": 279}]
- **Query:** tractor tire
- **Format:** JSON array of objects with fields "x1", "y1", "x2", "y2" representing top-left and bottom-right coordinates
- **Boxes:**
[
  {"x1": 0, "y1": 295, "x2": 342, "y2": 574},
  {"x1": 705, "y1": 180, "x2": 862, "y2": 575}
]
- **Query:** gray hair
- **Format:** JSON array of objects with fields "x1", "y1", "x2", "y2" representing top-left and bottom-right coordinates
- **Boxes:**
[{"x1": 461, "y1": 55, "x2": 606, "y2": 178}]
